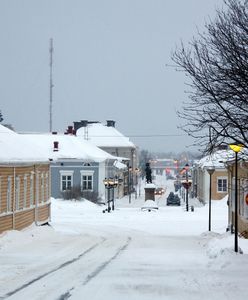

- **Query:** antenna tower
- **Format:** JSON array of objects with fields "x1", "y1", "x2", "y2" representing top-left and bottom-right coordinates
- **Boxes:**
[{"x1": 49, "y1": 38, "x2": 54, "y2": 132}]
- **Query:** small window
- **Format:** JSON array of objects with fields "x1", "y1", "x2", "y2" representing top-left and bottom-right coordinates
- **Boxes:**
[
  {"x1": 15, "y1": 176, "x2": 20, "y2": 210},
  {"x1": 41, "y1": 173, "x2": 45, "y2": 202},
  {"x1": 60, "y1": 171, "x2": 74, "y2": 191},
  {"x1": 80, "y1": 171, "x2": 94, "y2": 191},
  {"x1": 7, "y1": 177, "x2": 12, "y2": 212},
  {"x1": 217, "y1": 177, "x2": 227, "y2": 193},
  {"x1": 0, "y1": 176, "x2": 2, "y2": 212},
  {"x1": 30, "y1": 174, "x2": 34, "y2": 206},
  {"x1": 23, "y1": 175, "x2": 27, "y2": 208},
  {"x1": 83, "y1": 162, "x2": 91, "y2": 166}
]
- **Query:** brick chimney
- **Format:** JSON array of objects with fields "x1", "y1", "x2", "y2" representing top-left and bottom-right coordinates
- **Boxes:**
[
  {"x1": 53, "y1": 141, "x2": 59, "y2": 151},
  {"x1": 106, "y1": 120, "x2": 115, "y2": 127}
]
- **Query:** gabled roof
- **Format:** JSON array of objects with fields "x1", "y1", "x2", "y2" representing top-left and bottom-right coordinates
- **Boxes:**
[
  {"x1": 22, "y1": 133, "x2": 116, "y2": 163},
  {"x1": 76, "y1": 123, "x2": 135, "y2": 148},
  {"x1": 197, "y1": 150, "x2": 234, "y2": 169},
  {"x1": 0, "y1": 124, "x2": 48, "y2": 163}
]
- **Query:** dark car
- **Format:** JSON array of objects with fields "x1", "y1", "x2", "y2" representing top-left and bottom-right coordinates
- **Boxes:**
[
  {"x1": 167, "y1": 192, "x2": 181, "y2": 206},
  {"x1": 155, "y1": 187, "x2": 165, "y2": 195}
]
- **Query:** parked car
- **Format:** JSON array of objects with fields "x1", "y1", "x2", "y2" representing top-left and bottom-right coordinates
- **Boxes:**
[
  {"x1": 167, "y1": 192, "x2": 181, "y2": 206},
  {"x1": 155, "y1": 187, "x2": 165, "y2": 195}
]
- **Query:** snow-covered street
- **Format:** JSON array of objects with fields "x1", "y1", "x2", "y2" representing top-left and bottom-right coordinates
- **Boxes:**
[{"x1": 1, "y1": 179, "x2": 248, "y2": 300}]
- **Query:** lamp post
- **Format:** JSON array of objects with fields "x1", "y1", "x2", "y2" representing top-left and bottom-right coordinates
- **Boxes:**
[
  {"x1": 206, "y1": 167, "x2": 215, "y2": 231},
  {"x1": 229, "y1": 143, "x2": 244, "y2": 253},
  {"x1": 185, "y1": 163, "x2": 189, "y2": 211},
  {"x1": 103, "y1": 178, "x2": 118, "y2": 213}
]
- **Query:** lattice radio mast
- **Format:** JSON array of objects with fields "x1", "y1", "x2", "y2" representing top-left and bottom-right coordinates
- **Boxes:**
[{"x1": 49, "y1": 38, "x2": 54, "y2": 132}]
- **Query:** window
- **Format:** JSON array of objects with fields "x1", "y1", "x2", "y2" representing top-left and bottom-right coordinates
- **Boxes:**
[
  {"x1": 23, "y1": 175, "x2": 27, "y2": 208},
  {"x1": 0, "y1": 176, "x2": 1, "y2": 212},
  {"x1": 60, "y1": 171, "x2": 74, "y2": 191},
  {"x1": 45, "y1": 172, "x2": 49, "y2": 202},
  {"x1": 80, "y1": 171, "x2": 94, "y2": 191},
  {"x1": 15, "y1": 176, "x2": 20, "y2": 210},
  {"x1": 7, "y1": 177, "x2": 12, "y2": 212},
  {"x1": 217, "y1": 177, "x2": 227, "y2": 193},
  {"x1": 30, "y1": 174, "x2": 34, "y2": 206},
  {"x1": 41, "y1": 173, "x2": 44, "y2": 202}
]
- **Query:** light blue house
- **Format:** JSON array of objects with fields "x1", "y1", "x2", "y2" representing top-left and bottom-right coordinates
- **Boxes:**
[{"x1": 23, "y1": 132, "x2": 122, "y2": 200}]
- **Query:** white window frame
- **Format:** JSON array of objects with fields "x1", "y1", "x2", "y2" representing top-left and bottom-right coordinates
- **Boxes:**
[
  {"x1": 30, "y1": 174, "x2": 34, "y2": 206},
  {"x1": 41, "y1": 173, "x2": 45, "y2": 203},
  {"x1": 0, "y1": 176, "x2": 2, "y2": 212},
  {"x1": 80, "y1": 171, "x2": 94, "y2": 191},
  {"x1": 45, "y1": 172, "x2": 49, "y2": 202},
  {"x1": 23, "y1": 175, "x2": 27, "y2": 208},
  {"x1": 60, "y1": 171, "x2": 74, "y2": 191},
  {"x1": 217, "y1": 176, "x2": 228, "y2": 193},
  {"x1": 15, "y1": 176, "x2": 20, "y2": 211},
  {"x1": 7, "y1": 176, "x2": 12, "y2": 212}
]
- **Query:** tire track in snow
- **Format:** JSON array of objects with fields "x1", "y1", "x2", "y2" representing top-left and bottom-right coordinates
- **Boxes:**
[
  {"x1": 58, "y1": 236, "x2": 132, "y2": 300},
  {"x1": 1, "y1": 238, "x2": 106, "y2": 299}
]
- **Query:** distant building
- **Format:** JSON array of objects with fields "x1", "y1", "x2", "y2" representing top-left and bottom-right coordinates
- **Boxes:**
[
  {"x1": 193, "y1": 150, "x2": 232, "y2": 203},
  {"x1": 22, "y1": 131, "x2": 121, "y2": 201},
  {"x1": 74, "y1": 120, "x2": 137, "y2": 195}
]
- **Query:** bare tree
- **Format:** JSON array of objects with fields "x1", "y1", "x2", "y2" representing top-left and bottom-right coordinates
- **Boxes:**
[
  {"x1": 172, "y1": 0, "x2": 248, "y2": 153},
  {"x1": 0, "y1": 110, "x2": 3, "y2": 123}
]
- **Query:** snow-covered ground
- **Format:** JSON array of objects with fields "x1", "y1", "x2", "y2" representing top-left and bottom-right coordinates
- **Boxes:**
[{"x1": 1, "y1": 178, "x2": 248, "y2": 300}]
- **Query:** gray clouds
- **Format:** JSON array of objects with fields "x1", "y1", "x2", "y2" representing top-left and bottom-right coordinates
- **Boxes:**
[{"x1": 0, "y1": 0, "x2": 223, "y2": 152}]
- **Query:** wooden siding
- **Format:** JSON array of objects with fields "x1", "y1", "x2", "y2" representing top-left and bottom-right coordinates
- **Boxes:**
[
  {"x1": 0, "y1": 163, "x2": 51, "y2": 234},
  {"x1": 231, "y1": 212, "x2": 248, "y2": 238},
  {"x1": 211, "y1": 171, "x2": 228, "y2": 200},
  {"x1": 0, "y1": 214, "x2": 12, "y2": 233},
  {"x1": 38, "y1": 203, "x2": 51, "y2": 222},
  {"x1": 15, "y1": 208, "x2": 35, "y2": 231}
]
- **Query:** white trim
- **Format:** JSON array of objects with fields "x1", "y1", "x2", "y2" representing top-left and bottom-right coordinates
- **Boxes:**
[
  {"x1": 7, "y1": 176, "x2": 12, "y2": 212},
  {"x1": 60, "y1": 170, "x2": 74, "y2": 191},
  {"x1": 80, "y1": 170, "x2": 94, "y2": 191},
  {"x1": 23, "y1": 175, "x2": 27, "y2": 208},
  {"x1": 0, "y1": 176, "x2": 1, "y2": 212},
  {"x1": 217, "y1": 176, "x2": 228, "y2": 193}
]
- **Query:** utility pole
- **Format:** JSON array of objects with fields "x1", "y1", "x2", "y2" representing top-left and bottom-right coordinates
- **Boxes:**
[{"x1": 49, "y1": 38, "x2": 54, "y2": 132}]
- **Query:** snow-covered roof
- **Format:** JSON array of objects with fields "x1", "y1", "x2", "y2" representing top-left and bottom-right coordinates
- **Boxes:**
[
  {"x1": 197, "y1": 150, "x2": 234, "y2": 169},
  {"x1": 22, "y1": 133, "x2": 116, "y2": 163},
  {"x1": 0, "y1": 124, "x2": 48, "y2": 163},
  {"x1": 76, "y1": 123, "x2": 135, "y2": 148},
  {"x1": 113, "y1": 160, "x2": 127, "y2": 170}
]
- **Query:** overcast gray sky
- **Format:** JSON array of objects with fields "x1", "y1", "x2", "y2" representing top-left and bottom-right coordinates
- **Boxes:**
[{"x1": 0, "y1": 0, "x2": 224, "y2": 153}]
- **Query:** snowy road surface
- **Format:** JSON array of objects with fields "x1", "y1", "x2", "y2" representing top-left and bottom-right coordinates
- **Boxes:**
[{"x1": 1, "y1": 180, "x2": 248, "y2": 299}]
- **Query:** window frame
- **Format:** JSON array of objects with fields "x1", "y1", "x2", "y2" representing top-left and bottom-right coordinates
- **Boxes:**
[
  {"x1": 80, "y1": 171, "x2": 94, "y2": 191},
  {"x1": 217, "y1": 176, "x2": 228, "y2": 193},
  {"x1": 59, "y1": 170, "x2": 74, "y2": 191}
]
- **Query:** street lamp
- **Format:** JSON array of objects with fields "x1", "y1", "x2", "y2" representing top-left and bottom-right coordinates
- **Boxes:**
[
  {"x1": 103, "y1": 178, "x2": 118, "y2": 213},
  {"x1": 229, "y1": 143, "x2": 244, "y2": 252},
  {"x1": 206, "y1": 167, "x2": 215, "y2": 231},
  {"x1": 184, "y1": 163, "x2": 190, "y2": 211}
]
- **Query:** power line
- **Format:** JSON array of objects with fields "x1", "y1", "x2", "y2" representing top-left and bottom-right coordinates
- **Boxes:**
[{"x1": 86, "y1": 134, "x2": 187, "y2": 138}]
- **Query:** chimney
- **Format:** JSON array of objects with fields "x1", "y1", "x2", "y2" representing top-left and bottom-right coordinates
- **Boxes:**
[
  {"x1": 53, "y1": 141, "x2": 59, "y2": 151},
  {"x1": 80, "y1": 120, "x2": 88, "y2": 127},
  {"x1": 73, "y1": 120, "x2": 88, "y2": 131},
  {"x1": 106, "y1": 120, "x2": 115, "y2": 127},
  {"x1": 67, "y1": 125, "x2": 73, "y2": 134}
]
